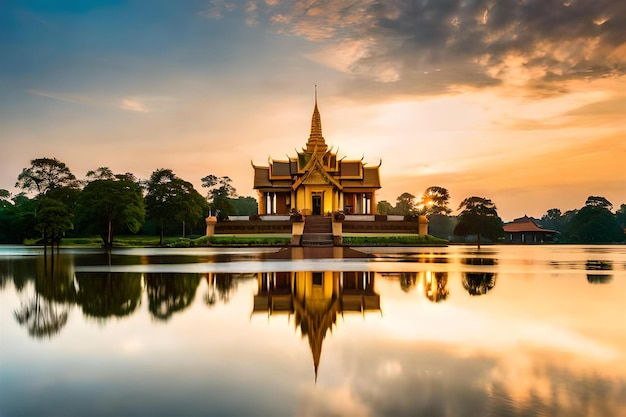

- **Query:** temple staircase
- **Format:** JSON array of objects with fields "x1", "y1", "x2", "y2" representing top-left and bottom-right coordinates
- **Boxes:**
[{"x1": 301, "y1": 216, "x2": 333, "y2": 247}]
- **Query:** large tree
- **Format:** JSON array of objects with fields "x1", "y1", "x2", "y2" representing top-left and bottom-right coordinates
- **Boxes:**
[
  {"x1": 35, "y1": 198, "x2": 73, "y2": 249},
  {"x1": 15, "y1": 157, "x2": 80, "y2": 196},
  {"x1": 420, "y1": 186, "x2": 452, "y2": 215},
  {"x1": 394, "y1": 192, "x2": 416, "y2": 216},
  {"x1": 0, "y1": 193, "x2": 38, "y2": 243},
  {"x1": 376, "y1": 200, "x2": 394, "y2": 215},
  {"x1": 75, "y1": 178, "x2": 145, "y2": 249},
  {"x1": 202, "y1": 174, "x2": 236, "y2": 220},
  {"x1": 454, "y1": 196, "x2": 504, "y2": 247},
  {"x1": 228, "y1": 196, "x2": 258, "y2": 216},
  {"x1": 616, "y1": 204, "x2": 626, "y2": 235},
  {"x1": 566, "y1": 196, "x2": 623, "y2": 243},
  {"x1": 85, "y1": 167, "x2": 115, "y2": 182},
  {"x1": 146, "y1": 169, "x2": 208, "y2": 244}
]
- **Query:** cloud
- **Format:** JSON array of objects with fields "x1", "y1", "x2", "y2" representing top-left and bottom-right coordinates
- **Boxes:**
[
  {"x1": 204, "y1": 0, "x2": 626, "y2": 95},
  {"x1": 26, "y1": 89, "x2": 97, "y2": 106},
  {"x1": 120, "y1": 97, "x2": 150, "y2": 113},
  {"x1": 26, "y1": 89, "x2": 174, "y2": 114}
]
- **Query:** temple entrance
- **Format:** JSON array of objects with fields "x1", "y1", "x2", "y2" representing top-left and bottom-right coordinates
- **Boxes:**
[{"x1": 312, "y1": 195, "x2": 322, "y2": 215}]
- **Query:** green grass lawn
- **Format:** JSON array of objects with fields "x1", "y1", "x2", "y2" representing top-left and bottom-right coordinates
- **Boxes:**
[
  {"x1": 45, "y1": 233, "x2": 446, "y2": 248},
  {"x1": 341, "y1": 234, "x2": 447, "y2": 246}
]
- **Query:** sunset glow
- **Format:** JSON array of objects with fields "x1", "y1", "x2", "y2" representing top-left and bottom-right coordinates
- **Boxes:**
[{"x1": 2, "y1": 1, "x2": 625, "y2": 220}]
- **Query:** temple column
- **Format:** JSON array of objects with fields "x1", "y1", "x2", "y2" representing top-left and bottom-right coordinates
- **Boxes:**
[
  {"x1": 371, "y1": 192, "x2": 377, "y2": 214},
  {"x1": 258, "y1": 192, "x2": 266, "y2": 215}
]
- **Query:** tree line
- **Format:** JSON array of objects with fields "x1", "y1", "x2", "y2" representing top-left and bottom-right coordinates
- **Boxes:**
[
  {"x1": 1, "y1": 158, "x2": 624, "y2": 246},
  {"x1": 0, "y1": 157, "x2": 258, "y2": 248},
  {"x1": 378, "y1": 186, "x2": 626, "y2": 244}
]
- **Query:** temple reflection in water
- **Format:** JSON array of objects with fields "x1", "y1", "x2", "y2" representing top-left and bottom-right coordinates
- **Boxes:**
[{"x1": 252, "y1": 270, "x2": 380, "y2": 380}]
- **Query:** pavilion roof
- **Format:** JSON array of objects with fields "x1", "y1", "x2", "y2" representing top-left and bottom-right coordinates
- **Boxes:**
[{"x1": 503, "y1": 216, "x2": 556, "y2": 233}]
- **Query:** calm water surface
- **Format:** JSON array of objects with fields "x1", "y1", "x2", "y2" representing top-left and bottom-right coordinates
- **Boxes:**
[{"x1": 1, "y1": 245, "x2": 625, "y2": 417}]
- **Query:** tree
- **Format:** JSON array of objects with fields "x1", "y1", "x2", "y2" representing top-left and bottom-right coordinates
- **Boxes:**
[
  {"x1": 616, "y1": 204, "x2": 626, "y2": 235},
  {"x1": 228, "y1": 196, "x2": 258, "y2": 216},
  {"x1": 420, "y1": 186, "x2": 452, "y2": 215},
  {"x1": 585, "y1": 196, "x2": 612, "y2": 210},
  {"x1": 0, "y1": 193, "x2": 38, "y2": 243},
  {"x1": 394, "y1": 192, "x2": 416, "y2": 216},
  {"x1": 35, "y1": 198, "x2": 73, "y2": 248},
  {"x1": 75, "y1": 178, "x2": 145, "y2": 249},
  {"x1": 202, "y1": 174, "x2": 236, "y2": 220},
  {"x1": 427, "y1": 213, "x2": 457, "y2": 239},
  {"x1": 454, "y1": 196, "x2": 504, "y2": 248},
  {"x1": 376, "y1": 200, "x2": 394, "y2": 215},
  {"x1": 566, "y1": 196, "x2": 623, "y2": 243},
  {"x1": 146, "y1": 169, "x2": 208, "y2": 244},
  {"x1": 85, "y1": 167, "x2": 115, "y2": 182},
  {"x1": 15, "y1": 157, "x2": 80, "y2": 196}
]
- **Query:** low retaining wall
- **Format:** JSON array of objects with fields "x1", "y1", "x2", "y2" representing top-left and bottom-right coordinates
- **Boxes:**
[
  {"x1": 342, "y1": 220, "x2": 420, "y2": 233},
  {"x1": 214, "y1": 218, "x2": 426, "y2": 235},
  {"x1": 215, "y1": 220, "x2": 292, "y2": 234}
]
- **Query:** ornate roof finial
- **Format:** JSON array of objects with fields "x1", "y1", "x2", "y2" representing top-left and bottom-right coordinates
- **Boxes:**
[{"x1": 307, "y1": 85, "x2": 327, "y2": 153}]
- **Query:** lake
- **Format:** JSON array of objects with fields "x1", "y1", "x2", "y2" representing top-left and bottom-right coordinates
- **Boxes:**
[{"x1": 1, "y1": 244, "x2": 625, "y2": 417}]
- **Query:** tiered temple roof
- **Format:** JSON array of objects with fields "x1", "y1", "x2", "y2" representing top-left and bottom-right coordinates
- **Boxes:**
[{"x1": 252, "y1": 97, "x2": 381, "y2": 192}]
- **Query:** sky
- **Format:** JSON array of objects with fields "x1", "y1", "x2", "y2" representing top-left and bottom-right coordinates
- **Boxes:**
[{"x1": 1, "y1": 0, "x2": 625, "y2": 221}]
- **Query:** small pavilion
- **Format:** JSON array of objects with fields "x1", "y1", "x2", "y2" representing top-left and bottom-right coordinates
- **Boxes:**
[{"x1": 503, "y1": 216, "x2": 557, "y2": 243}]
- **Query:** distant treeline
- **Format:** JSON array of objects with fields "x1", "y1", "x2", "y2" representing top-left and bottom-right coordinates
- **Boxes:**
[
  {"x1": 378, "y1": 189, "x2": 625, "y2": 244},
  {"x1": 1, "y1": 158, "x2": 624, "y2": 246},
  {"x1": 0, "y1": 158, "x2": 257, "y2": 247}
]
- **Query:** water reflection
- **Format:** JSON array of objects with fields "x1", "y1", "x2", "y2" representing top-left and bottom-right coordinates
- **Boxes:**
[
  {"x1": 76, "y1": 272, "x2": 142, "y2": 320},
  {"x1": 2, "y1": 245, "x2": 626, "y2": 417},
  {"x1": 145, "y1": 273, "x2": 201, "y2": 321},
  {"x1": 252, "y1": 271, "x2": 381, "y2": 380},
  {"x1": 13, "y1": 254, "x2": 73, "y2": 339},
  {"x1": 205, "y1": 273, "x2": 252, "y2": 306},
  {"x1": 586, "y1": 260, "x2": 613, "y2": 284},
  {"x1": 382, "y1": 271, "x2": 450, "y2": 301}
]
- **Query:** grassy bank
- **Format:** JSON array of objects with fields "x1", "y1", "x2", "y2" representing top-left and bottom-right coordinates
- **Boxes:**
[
  {"x1": 41, "y1": 233, "x2": 446, "y2": 248},
  {"x1": 341, "y1": 234, "x2": 447, "y2": 246},
  {"x1": 170, "y1": 235, "x2": 291, "y2": 247}
]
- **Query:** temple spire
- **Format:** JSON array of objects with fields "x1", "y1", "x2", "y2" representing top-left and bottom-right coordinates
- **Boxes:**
[{"x1": 306, "y1": 85, "x2": 327, "y2": 153}]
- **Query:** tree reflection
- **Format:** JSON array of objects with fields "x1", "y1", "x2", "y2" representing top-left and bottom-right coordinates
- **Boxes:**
[
  {"x1": 14, "y1": 253, "x2": 74, "y2": 338},
  {"x1": 14, "y1": 294, "x2": 68, "y2": 338},
  {"x1": 462, "y1": 257, "x2": 497, "y2": 296},
  {"x1": 76, "y1": 272, "x2": 142, "y2": 320},
  {"x1": 423, "y1": 272, "x2": 449, "y2": 302},
  {"x1": 586, "y1": 260, "x2": 613, "y2": 284},
  {"x1": 204, "y1": 273, "x2": 251, "y2": 307},
  {"x1": 399, "y1": 272, "x2": 417, "y2": 292},
  {"x1": 145, "y1": 273, "x2": 200, "y2": 321},
  {"x1": 463, "y1": 272, "x2": 497, "y2": 296}
]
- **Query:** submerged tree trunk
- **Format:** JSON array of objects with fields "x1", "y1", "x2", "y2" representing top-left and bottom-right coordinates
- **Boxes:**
[
  {"x1": 477, "y1": 232, "x2": 481, "y2": 249},
  {"x1": 159, "y1": 219, "x2": 164, "y2": 246}
]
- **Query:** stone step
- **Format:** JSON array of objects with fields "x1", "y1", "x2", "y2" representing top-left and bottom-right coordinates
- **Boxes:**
[
  {"x1": 300, "y1": 233, "x2": 334, "y2": 247},
  {"x1": 303, "y1": 216, "x2": 332, "y2": 234}
]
